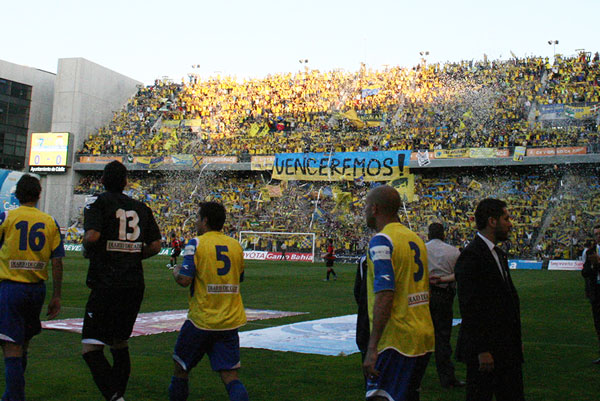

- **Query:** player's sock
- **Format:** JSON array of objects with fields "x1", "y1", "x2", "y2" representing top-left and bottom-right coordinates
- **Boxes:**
[
  {"x1": 83, "y1": 350, "x2": 117, "y2": 400},
  {"x1": 110, "y1": 347, "x2": 131, "y2": 397},
  {"x1": 326, "y1": 271, "x2": 330, "y2": 280},
  {"x1": 4, "y1": 357, "x2": 25, "y2": 401},
  {"x1": 168, "y1": 376, "x2": 189, "y2": 401},
  {"x1": 225, "y1": 379, "x2": 248, "y2": 401}
]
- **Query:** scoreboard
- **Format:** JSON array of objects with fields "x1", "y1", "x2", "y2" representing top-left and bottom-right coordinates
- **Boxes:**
[{"x1": 28, "y1": 132, "x2": 70, "y2": 173}]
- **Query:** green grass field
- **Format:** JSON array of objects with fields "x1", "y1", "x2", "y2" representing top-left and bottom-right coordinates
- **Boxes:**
[{"x1": 6, "y1": 252, "x2": 600, "y2": 400}]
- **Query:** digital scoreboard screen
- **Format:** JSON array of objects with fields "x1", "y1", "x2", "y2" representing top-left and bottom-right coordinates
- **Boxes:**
[{"x1": 28, "y1": 132, "x2": 70, "y2": 173}]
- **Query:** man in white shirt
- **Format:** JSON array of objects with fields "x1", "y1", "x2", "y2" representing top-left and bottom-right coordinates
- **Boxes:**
[{"x1": 426, "y1": 223, "x2": 464, "y2": 389}]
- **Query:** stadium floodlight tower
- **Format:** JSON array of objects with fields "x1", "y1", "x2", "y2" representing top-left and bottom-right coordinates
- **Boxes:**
[{"x1": 548, "y1": 40, "x2": 559, "y2": 57}]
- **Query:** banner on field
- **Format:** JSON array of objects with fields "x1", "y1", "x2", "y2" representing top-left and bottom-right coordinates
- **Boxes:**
[
  {"x1": 239, "y1": 314, "x2": 359, "y2": 356},
  {"x1": 508, "y1": 260, "x2": 543, "y2": 270},
  {"x1": 433, "y1": 149, "x2": 469, "y2": 159},
  {"x1": 272, "y1": 151, "x2": 411, "y2": 182},
  {"x1": 251, "y1": 156, "x2": 275, "y2": 171},
  {"x1": 469, "y1": 148, "x2": 497, "y2": 159},
  {"x1": 548, "y1": 260, "x2": 584, "y2": 271},
  {"x1": 43, "y1": 309, "x2": 306, "y2": 337},
  {"x1": 243, "y1": 250, "x2": 313, "y2": 262},
  {"x1": 513, "y1": 146, "x2": 526, "y2": 162}
]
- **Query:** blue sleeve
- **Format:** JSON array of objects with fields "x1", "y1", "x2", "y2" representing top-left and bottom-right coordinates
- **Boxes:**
[
  {"x1": 0, "y1": 212, "x2": 6, "y2": 227},
  {"x1": 369, "y1": 234, "x2": 395, "y2": 293},
  {"x1": 179, "y1": 238, "x2": 198, "y2": 278},
  {"x1": 50, "y1": 218, "x2": 66, "y2": 258}
]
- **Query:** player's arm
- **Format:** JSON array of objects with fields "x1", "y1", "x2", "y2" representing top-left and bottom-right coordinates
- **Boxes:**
[
  {"x1": 172, "y1": 239, "x2": 197, "y2": 287},
  {"x1": 47, "y1": 257, "x2": 63, "y2": 319},
  {"x1": 83, "y1": 229, "x2": 101, "y2": 248},
  {"x1": 363, "y1": 235, "x2": 395, "y2": 378},
  {"x1": 142, "y1": 239, "x2": 161, "y2": 260},
  {"x1": 47, "y1": 221, "x2": 65, "y2": 319},
  {"x1": 143, "y1": 208, "x2": 163, "y2": 260},
  {"x1": 82, "y1": 196, "x2": 103, "y2": 250}
]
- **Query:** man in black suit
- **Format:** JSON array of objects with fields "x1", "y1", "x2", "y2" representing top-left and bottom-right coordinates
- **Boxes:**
[
  {"x1": 581, "y1": 225, "x2": 600, "y2": 364},
  {"x1": 455, "y1": 198, "x2": 524, "y2": 401}
]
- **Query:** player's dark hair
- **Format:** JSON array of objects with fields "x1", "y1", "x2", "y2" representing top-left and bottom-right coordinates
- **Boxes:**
[
  {"x1": 102, "y1": 161, "x2": 127, "y2": 192},
  {"x1": 428, "y1": 222, "x2": 445, "y2": 241},
  {"x1": 199, "y1": 202, "x2": 226, "y2": 231},
  {"x1": 15, "y1": 174, "x2": 41, "y2": 204},
  {"x1": 594, "y1": 224, "x2": 600, "y2": 231},
  {"x1": 475, "y1": 198, "x2": 507, "y2": 230}
]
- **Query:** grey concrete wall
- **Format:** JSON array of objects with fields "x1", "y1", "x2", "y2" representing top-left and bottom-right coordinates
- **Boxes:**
[
  {"x1": 42, "y1": 58, "x2": 141, "y2": 226},
  {"x1": 0, "y1": 59, "x2": 56, "y2": 162}
]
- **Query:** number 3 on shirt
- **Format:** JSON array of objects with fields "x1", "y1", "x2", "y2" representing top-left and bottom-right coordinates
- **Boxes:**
[
  {"x1": 409, "y1": 241, "x2": 424, "y2": 282},
  {"x1": 215, "y1": 245, "x2": 231, "y2": 276}
]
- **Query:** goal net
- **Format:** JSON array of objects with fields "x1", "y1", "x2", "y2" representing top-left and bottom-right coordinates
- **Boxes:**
[{"x1": 238, "y1": 231, "x2": 316, "y2": 263}]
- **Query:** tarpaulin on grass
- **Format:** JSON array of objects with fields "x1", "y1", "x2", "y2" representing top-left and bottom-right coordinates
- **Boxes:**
[{"x1": 42, "y1": 309, "x2": 307, "y2": 337}]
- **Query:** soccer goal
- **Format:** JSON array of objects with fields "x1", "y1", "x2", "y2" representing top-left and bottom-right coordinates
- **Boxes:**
[{"x1": 238, "y1": 231, "x2": 316, "y2": 263}]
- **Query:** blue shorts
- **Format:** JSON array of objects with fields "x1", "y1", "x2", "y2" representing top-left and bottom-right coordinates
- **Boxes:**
[
  {"x1": 0, "y1": 280, "x2": 46, "y2": 344},
  {"x1": 366, "y1": 349, "x2": 430, "y2": 401},
  {"x1": 173, "y1": 320, "x2": 241, "y2": 372}
]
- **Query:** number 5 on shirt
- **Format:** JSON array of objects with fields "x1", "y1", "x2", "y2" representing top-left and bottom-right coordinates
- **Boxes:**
[{"x1": 215, "y1": 245, "x2": 231, "y2": 276}]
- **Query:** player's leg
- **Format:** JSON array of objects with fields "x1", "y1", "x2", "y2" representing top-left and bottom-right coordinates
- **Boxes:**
[
  {"x1": 366, "y1": 349, "x2": 417, "y2": 401},
  {"x1": 169, "y1": 320, "x2": 208, "y2": 401},
  {"x1": 82, "y1": 343, "x2": 118, "y2": 401},
  {"x1": 82, "y1": 289, "x2": 119, "y2": 400},
  {"x1": 110, "y1": 340, "x2": 130, "y2": 400},
  {"x1": 169, "y1": 360, "x2": 190, "y2": 401},
  {"x1": 406, "y1": 353, "x2": 431, "y2": 401},
  {"x1": 108, "y1": 287, "x2": 144, "y2": 399},
  {"x1": 220, "y1": 370, "x2": 248, "y2": 401},
  {"x1": 0, "y1": 281, "x2": 45, "y2": 401},
  {"x1": 2, "y1": 342, "x2": 25, "y2": 401},
  {"x1": 209, "y1": 329, "x2": 248, "y2": 401}
]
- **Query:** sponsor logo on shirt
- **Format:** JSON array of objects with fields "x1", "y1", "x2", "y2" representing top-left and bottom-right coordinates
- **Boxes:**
[
  {"x1": 9, "y1": 260, "x2": 46, "y2": 270},
  {"x1": 182, "y1": 244, "x2": 196, "y2": 256},
  {"x1": 407, "y1": 291, "x2": 429, "y2": 307},
  {"x1": 370, "y1": 245, "x2": 391, "y2": 261},
  {"x1": 106, "y1": 240, "x2": 142, "y2": 253},
  {"x1": 207, "y1": 284, "x2": 239, "y2": 294}
]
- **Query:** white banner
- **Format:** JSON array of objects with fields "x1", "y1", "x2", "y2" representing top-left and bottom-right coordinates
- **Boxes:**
[{"x1": 548, "y1": 260, "x2": 584, "y2": 271}]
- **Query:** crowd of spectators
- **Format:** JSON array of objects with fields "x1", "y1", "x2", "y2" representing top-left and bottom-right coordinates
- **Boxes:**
[
  {"x1": 535, "y1": 171, "x2": 600, "y2": 260},
  {"x1": 78, "y1": 53, "x2": 600, "y2": 158},
  {"x1": 71, "y1": 169, "x2": 582, "y2": 260}
]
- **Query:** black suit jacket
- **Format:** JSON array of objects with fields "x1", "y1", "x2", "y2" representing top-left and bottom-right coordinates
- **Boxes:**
[
  {"x1": 455, "y1": 234, "x2": 523, "y2": 369},
  {"x1": 581, "y1": 248, "x2": 600, "y2": 302}
]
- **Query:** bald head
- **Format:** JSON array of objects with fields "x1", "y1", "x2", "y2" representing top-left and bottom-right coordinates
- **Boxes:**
[
  {"x1": 367, "y1": 185, "x2": 401, "y2": 216},
  {"x1": 365, "y1": 185, "x2": 401, "y2": 230}
]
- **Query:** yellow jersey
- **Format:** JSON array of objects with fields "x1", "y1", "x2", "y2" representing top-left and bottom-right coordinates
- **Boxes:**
[
  {"x1": 0, "y1": 206, "x2": 65, "y2": 283},
  {"x1": 179, "y1": 231, "x2": 246, "y2": 330},
  {"x1": 367, "y1": 222, "x2": 434, "y2": 356}
]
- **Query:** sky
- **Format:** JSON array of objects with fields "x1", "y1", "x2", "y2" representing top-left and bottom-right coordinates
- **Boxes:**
[{"x1": 4, "y1": 0, "x2": 599, "y2": 85}]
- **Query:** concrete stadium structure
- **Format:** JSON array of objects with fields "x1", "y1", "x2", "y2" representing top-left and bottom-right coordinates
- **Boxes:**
[{"x1": 0, "y1": 58, "x2": 140, "y2": 227}]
